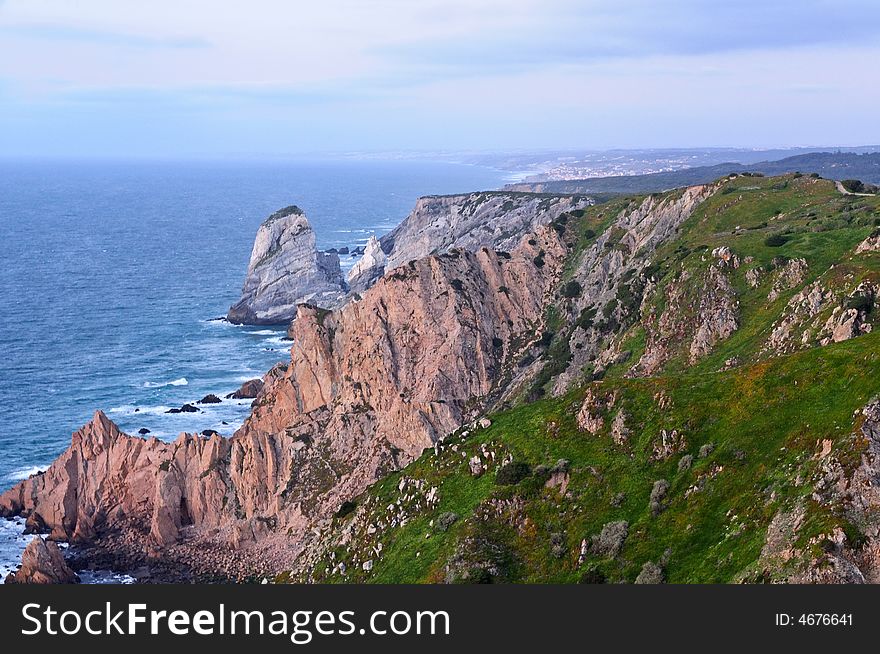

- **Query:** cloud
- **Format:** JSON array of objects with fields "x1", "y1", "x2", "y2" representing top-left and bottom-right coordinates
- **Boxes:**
[
  {"x1": 374, "y1": 0, "x2": 880, "y2": 78},
  {"x1": 0, "y1": 23, "x2": 209, "y2": 48}
]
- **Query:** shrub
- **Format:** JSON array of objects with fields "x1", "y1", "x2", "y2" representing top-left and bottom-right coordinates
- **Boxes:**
[
  {"x1": 591, "y1": 521, "x2": 629, "y2": 559},
  {"x1": 436, "y1": 512, "x2": 459, "y2": 532},
  {"x1": 649, "y1": 479, "x2": 669, "y2": 515},
  {"x1": 576, "y1": 307, "x2": 597, "y2": 330},
  {"x1": 846, "y1": 294, "x2": 873, "y2": 313},
  {"x1": 495, "y1": 461, "x2": 531, "y2": 485},
  {"x1": 841, "y1": 179, "x2": 865, "y2": 193},
  {"x1": 562, "y1": 280, "x2": 583, "y2": 298},
  {"x1": 492, "y1": 337, "x2": 504, "y2": 348},
  {"x1": 578, "y1": 567, "x2": 607, "y2": 584},
  {"x1": 582, "y1": 228, "x2": 596, "y2": 240},
  {"x1": 764, "y1": 233, "x2": 788, "y2": 247}
]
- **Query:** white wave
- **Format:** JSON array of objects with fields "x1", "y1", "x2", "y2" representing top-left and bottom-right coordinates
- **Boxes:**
[
  {"x1": 246, "y1": 329, "x2": 279, "y2": 336},
  {"x1": 5, "y1": 465, "x2": 49, "y2": 481},
  {"x1": 143, "y1": 377, "x2": 188, "y2": 388},
  {"x1": 108, "y1": 404, "x2": 174, "y2": 416}
]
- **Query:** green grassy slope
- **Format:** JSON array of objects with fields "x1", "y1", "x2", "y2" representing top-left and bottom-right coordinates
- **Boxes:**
[
  {"x1": 297, "y1": 332, "x2": 879, "y2": 583},
  {"x1": 287, "y1": 175, "x2": 880, "y2": 584}
]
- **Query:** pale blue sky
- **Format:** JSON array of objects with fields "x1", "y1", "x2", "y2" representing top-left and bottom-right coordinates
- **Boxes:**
[{"x1": 1, "y1": 0, "x2": 878, "y2": 157}]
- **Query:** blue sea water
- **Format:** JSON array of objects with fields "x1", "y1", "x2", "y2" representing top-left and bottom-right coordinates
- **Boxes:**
[{"x1": 0, "y1": 158, "x2": 507, "y2": 578}]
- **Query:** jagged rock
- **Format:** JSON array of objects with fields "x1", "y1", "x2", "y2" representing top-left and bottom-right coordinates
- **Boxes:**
[
  {"x1": 226, "y1": 378, "x2": 264, "y2": 400},
  {"x1": 855, "y1": 231, "x2": 880, "y2": 254},
  {"x1": 764, "y1": 281, "x2": 827, "y2": 354},
  {"x1": 5, "y1": 537, "x2": 79, "y2": 584},
  {"x1": 610, "y1": 411, "x2": 630, "y2": 446},
  {"x1": 712, "y1": 246, "x2": 740, "y2": 269},
  {"x1": 698, "y1": 443, "x2": 715, "y2": 458},
  {"x1": 138, "y1": 428, "x2": 151, "y2": 435},
  {"x1": 678, "y1": 454, "x2": 694, "y2": 471},
  {"x1": 0, "y1": 222, "x2": 566, "y2": 578},
  {"x1": 767, "y1": 258, "x2": 808, "y2": 302},
  {"x1": 591, "y1": 521, "x2": 629, "y2": 559},
  {"x1": 745, "y1": 267, "x2": 764, "y2": 288},
  {"x1": 227, "y1": 206, "x2": 346, "y2": 325},
  {"x1": 577, "y1": 388, "x2": 616, "y2": 434},
  {"x1": 381, "y1": 192, "x2": 591, "y2": 272},
  {"x1": 634, "y1": 251, "x2": 739, "y2": 375},
  {"x1": 347, "y1": 236, "x2": 387, "y2": 294},
  {"x1": 651, "y1": 429, "x2": 686, "y2": 461},
  {"x1": 689, "y1": 268, "x2": 739, "y2": 362},
  {"x1": 198, "y1": 394, "x2": 222, "y2": 404}
]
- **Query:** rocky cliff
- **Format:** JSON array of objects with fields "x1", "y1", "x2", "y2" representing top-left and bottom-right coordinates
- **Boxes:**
[
  {"x1": 1, "y1": 221, "x2": 566, "y2": 580},
  {"x1": 227, "y1": 206, "x2": 346, "y2": 325},
  {"x1": 5, "y1": 537, "x2": 79, "y2": 584},
  {"x1": 380, "y1": 192, "x2": 592, "y2": 273},
  {"x1": 346, "y1": 235, "x2": 386, "y2": 294},
  {"x1": 5, "y1": 173, "x2": 880, "y2": 583}
]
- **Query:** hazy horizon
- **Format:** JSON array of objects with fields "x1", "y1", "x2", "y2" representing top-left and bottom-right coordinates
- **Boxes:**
[{"x1": 1, "y1": 0, "x2": 879, "y2": 157}]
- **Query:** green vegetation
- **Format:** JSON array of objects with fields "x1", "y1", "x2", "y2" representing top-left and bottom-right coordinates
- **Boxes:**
[
  {"x1": 302, "y1": 332, "x2": 880, "y2": 584},
  {"x1": 290, "y1": 174, "x2": 880, "y2": 585}
]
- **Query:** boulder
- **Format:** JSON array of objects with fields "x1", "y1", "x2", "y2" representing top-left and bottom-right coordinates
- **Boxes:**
[
  {"x1": 166, "y1": 403, "x2": 199, "y2": 414},
  {"x1": 198, "y1": 394, "x2": 222, "y2": 404},
  {"x1": 5, "y1": 537, "x2": 79, "y2": 584},
  {"x1": 226, "y1": 378, "x2": 264, "y2": 400}
]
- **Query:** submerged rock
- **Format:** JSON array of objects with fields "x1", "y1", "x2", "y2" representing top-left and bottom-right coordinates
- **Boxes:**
[
  {"x1": 227, "y1": 206, "x2": 347, "y2": 325},
  {"x1": 166, "y1": 403, "x2": 199, "y2": 414}
]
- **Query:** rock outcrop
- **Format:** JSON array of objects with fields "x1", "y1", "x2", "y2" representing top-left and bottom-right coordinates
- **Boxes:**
[
  {"x1": 226, "y1": 378, "x2": 264, "y2": 400},
  {"x1": 5, "y1": 537, "x2": 79, "y2": 584},
  {"x1": 346, "y1": 235, "x2": 386, "y2": 294},
  {"x1": 227, "y1": 206, "x2": 346, "y2": 325},
  {"x1": 380, "y1": 192, "x2": 591, "y2": 272}
]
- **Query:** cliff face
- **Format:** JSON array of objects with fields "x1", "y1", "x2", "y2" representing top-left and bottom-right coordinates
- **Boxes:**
[
  {"x1": 381, "y1": 192, "x2": 592, "y2": 273},
  {"x1": 0, "y1": 222, "x2": 565, "y2": 577},
  {"x1": 346, "y1": 235, "x2": 386, "y2": 294},
  {"x1": 227, "y1": 206, "x2": 346, "y2": 325},
  {"x1": 8, "y1": 174, "x2": 877, "y2": 583}
]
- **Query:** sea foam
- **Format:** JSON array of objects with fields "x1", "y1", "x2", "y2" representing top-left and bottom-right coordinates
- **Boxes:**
[{"x1": 143, "y1": 377, "x2": 188, "y2": 388}]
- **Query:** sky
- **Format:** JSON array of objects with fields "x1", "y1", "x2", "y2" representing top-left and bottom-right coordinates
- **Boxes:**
[{"x1": 0, "y1": 0, "x2": 878, "y2": 157}]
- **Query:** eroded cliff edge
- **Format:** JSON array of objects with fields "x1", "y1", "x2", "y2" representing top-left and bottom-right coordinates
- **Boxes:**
[{"x1": 1, "y1": 220, "x2": 569, "y2": 579}]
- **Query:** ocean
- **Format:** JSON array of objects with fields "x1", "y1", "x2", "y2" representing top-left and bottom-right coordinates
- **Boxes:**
[{"x1": 0, "y1": 158, "x2": 508, "y2": 579}]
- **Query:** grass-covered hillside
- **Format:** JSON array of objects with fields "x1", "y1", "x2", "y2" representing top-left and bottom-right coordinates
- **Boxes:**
[{"x1": 285, "y1": 174, "x2": 880, "y2": 584}]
